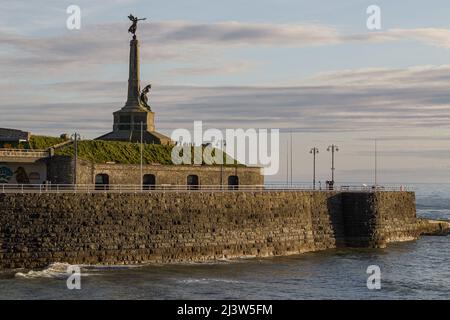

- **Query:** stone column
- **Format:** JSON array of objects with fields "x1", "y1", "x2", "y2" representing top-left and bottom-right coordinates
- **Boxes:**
[{"x1": 125, "y1": 38, "x2": 141, "y2": 108}]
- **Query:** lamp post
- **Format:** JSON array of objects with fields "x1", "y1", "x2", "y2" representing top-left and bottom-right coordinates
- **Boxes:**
[
  {"x1": 140, "y1": 122, "x2": 143, "y2": 191},
  {"x1": 290, "y1": 131, "x2": 293, "y2": 186},
  {"x1": 374, "y1": 139, "x2": 378, "y2": 188},
  {"x1": 219, "y1": 139, "x2": 226, "y2": 190},
  {"x1": 327, "y1": 144, "x2": 339, "y2": 190},
  {"x1": 309, "y1": 147, "x2": 319, "y2": 190},
  {"x1": 71, "y1": 132, "x2": 81, "y2": 186},
  {"x1": 286, "y1": 140, "x2": 289, "y2": 185}
]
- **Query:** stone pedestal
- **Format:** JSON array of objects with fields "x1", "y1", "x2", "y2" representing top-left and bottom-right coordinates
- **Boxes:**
[{"x1": 113, "y1": 109, "x2": 155, "y2": 132}]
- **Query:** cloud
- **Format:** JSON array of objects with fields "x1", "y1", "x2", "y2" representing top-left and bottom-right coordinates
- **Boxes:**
[
  {"x1": 357, "y1": 135, "x2": 450, "y2": 142},
  {"x1": 2, "y1": 21, "x2": 450, "y2": 149},
  {"x1": 166, "y1": 61, "x2": 254, "y2": 76},
  {"x1": 356, "y1": 149, "x2": 450, "y2": 160},
  {"x1": 149, "y1": 21, "x2": 340, "y2": 47},
  {"x1": 0, "y1": 21, "x2": 338, "y2": 77},
  {"x1": 309, "y1": 65, "x2": 450, "y2": 87},
  {"x1": 3, "y1": 21, "x2": 450, "y2": 81},
  {"x1": 357, "y1": 28, "x2": 450, "y2": 49},
  {"x1": 3, "y1": 64, "x2": 450, "y2": 138}
]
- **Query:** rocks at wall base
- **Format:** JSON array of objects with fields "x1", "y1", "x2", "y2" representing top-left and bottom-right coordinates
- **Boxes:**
[{"x1": 416, "y1": 219, "x2": 450, "y2": 236}]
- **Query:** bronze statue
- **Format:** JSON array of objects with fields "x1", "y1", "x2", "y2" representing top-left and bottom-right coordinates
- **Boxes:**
[
  {"x1": 128, "y1": 14, "x2": 146, "y2": 38},
  {"x1": 140, "y1": 84, "x2": 152, "y2": 110}
]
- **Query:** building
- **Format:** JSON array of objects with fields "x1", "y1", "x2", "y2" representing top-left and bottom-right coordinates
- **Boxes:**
[
  {"x1": 0, "y1": 22, "x2": 264, "y2": 188},
  {"x1": 0, "y1": 129, "x2": 49, "y2": 185},
  {"x1": 48, "y1": 155, "x2": 263, "y2": 188},
  {"x1": 0, "y1": 132, "x2": 263, "y2": 188},
  {"x1": 0, "y1": 128, "x2": 30, "y2": 145}
]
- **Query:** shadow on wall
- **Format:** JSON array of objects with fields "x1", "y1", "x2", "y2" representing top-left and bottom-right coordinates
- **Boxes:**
[{"x1": 326, "y1": 193, "x2": 346, "y2": 248}]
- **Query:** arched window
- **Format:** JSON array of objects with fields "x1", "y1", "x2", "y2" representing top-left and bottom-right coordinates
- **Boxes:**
[
  {"x1": 187, "y1": 175, "x2": 199, "y2": 190},
  {"x1": 143, "y1": 174, "x2": 156, "y2": 190},
  {"x1": 95, "y1": 174, "x2": 109, "y2": 190},
  {"x1": 228, "y1": 175, "x2": 239, "y2": 190},
  {"x1": 29, "y1": 172, "x2": 41, "y2": 181}
]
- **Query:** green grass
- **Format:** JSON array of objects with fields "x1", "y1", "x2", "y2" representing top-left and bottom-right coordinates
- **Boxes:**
[
  {"x1": 56, "y1": 140, "x2": 173, "y2": 164},
  {"x1": 0, "y1": 135, "x2": 67, "y2": 150},
  {"x1": 55, "y1": 140, "x2": 241, "y2": 166},
  {"x1": 1, "y1": 135, "x2": 241, "y2": 166},
  {"x1": 29, "y1": 135, "x2": 67, "y2": 149},
  {"x1": 0, "y1": 141, "x2": 27, "y2": 149}
]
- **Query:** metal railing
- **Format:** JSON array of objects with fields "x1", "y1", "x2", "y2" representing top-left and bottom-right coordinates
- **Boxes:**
[
  {"x1": 0, "y1": 184, "x2": 409, "y2": 194},
  {"x1": 0, "y1": 149, "x2": 49, "y2": 158}
]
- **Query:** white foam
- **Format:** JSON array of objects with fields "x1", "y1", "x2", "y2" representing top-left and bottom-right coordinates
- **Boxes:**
[
  {"x1": 14, "y1": 262, "x2": 90, "y2": 279},
  {"x1": 15, "y1": 262, "x2": 70, "y2": 279},
  {"x1": 178, "y1": 278, "x2": 241, "y2": 284}
]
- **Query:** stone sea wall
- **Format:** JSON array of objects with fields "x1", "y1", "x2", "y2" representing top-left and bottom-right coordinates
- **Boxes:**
[
  {"x1": 0, "y1": 191, "x2": 420, "y2": 269},
  {"x1": 341, "y1": 192, "x2": 419, "y2": 247}
]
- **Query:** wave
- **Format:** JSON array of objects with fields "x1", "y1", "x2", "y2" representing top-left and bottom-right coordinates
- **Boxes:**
[
  {"x1": 177, "y1": 278, "x2": 242, "y2": 284},
  {"x1": 15, "y1": 262, "x2": 74, "y2": 279},
  {"x1": 12, "y1": 260, "x2": 236, "y2": 280},
  {"x1": 14, "y1": 262, "x2": 99, "y2": 279}
]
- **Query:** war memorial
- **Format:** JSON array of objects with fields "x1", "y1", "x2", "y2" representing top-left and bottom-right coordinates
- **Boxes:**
[
  {"x1": 0, "y1": 16, "x2": 448, "y2": 269},
  {"x1": 0, "y1": 15, "x2": 262, "y2": 189}
]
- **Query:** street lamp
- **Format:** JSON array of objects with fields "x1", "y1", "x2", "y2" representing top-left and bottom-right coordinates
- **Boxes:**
[
  {"x1": 309, "y1": 147, "x2": 319, "y2": 190},
  {"x1": 327, "y1": 144, "x2": 339, "y2": 190},
  {"x1": 140, "y1": 122, "x2": 144, "y2": 191},
  {"x1": 219, "y1": 139, "x2": 226, "y2": 189},
  {"x1": 374, "y1": 139, "x2": 378, "y2": 188}
]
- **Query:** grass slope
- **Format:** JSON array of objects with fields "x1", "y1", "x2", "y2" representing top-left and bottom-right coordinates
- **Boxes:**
[
  {"x1": 0, "y1": 135, "x2": 66, "y2": 150},
  {"x1": 55, "y1": 140, "x2": 241, "y2": 166},
  {"x1": 29, "y1": 136, "x2": 67, "y2": 149}
]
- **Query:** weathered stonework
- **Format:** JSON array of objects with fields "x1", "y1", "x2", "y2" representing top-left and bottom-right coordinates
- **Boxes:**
[
  {"x1": 46, "y1": 156, "x2": 74, "y2": 184},
  {"x1": 46, "y1": 156, "x2": 263, "y2": 186},
  {"x1": 0, "y1": 191, "x2": 422, "y2": 269},
  {"x1": 341, "y1": 192, "x2": 419, "y2": 247}
]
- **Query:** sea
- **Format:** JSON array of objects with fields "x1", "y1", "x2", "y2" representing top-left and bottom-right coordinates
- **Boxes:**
[{"x1": 0, "y1": 183, "x2": 448, "y2": 300}]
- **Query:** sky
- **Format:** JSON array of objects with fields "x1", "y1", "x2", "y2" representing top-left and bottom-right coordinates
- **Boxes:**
[{"x1": 1, "y1": 0, "x2": 450, "y2": 183}]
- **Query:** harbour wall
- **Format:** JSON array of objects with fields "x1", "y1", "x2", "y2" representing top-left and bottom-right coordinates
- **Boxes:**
[{"x1": 0, "y1": 191, "x2": 422, "y2": 269}]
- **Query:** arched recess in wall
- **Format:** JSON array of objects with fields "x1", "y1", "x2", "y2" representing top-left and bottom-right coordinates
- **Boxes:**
[
  {"x1": 95, "y1": 173, "x2": 109, "y2": 190},
  {"x1": 187, "y1": 175, "x2": 199, "y2": 190},
  {"x1": 143, "y1": 174, "x2": 156, "y2": 190},
  {"x1": 228, "y1": 175, "x2": 239, "y2": 190}
]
